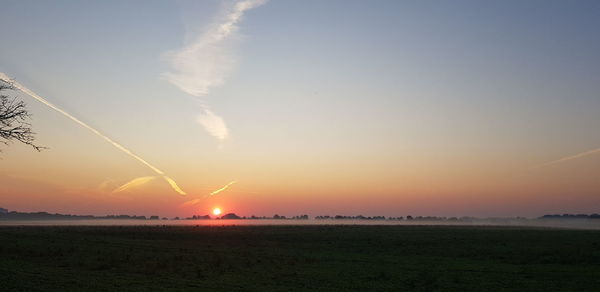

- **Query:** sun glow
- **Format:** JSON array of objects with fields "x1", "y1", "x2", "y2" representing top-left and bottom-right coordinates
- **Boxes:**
[{"x1": 212, "y1": 208, "x2": 222, "y2": 216}]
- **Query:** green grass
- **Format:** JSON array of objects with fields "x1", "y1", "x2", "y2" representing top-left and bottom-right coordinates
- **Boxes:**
[{"x1": 1, "y1": 225, "x2": 599, "y2": 291}]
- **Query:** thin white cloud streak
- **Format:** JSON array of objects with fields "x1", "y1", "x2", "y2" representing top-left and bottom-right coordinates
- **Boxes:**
[
  {"x1": 0, "y1": 72, "x2": 186, "y2": 195},
  {"x1": 162, "y1": 0, "x2": 267, "y2": 141},
  {"x1": 112, "y1": 176, "x2": 156, "y2": 193},
  {"x1": 197, "y1": 106, "x2": 229, "y2": 141},
  {"x1": 164, "y1": 176, "x2": 186, "y2": 195},
  {"x1": 532, "y1": 147, "x2": 600, "y2": 169},
  {"x1": 210, "y1": 180, "x2": 237, "y2": 196},
  {"x1": 97, "y1": 178, "x2": 117, "y2": 192},
  {"x1": 180, "y1": 180, "x2": 238, "y2": 207},
  {"x1": 163, "y1": 0, "x2": 266, "y2": 96},
  {"x1": 180, "y1": 198, "x2": 202, "y2": 207}
]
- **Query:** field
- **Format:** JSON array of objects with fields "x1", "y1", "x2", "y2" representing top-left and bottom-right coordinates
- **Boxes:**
[{"x1": 1, "y1": 225, "x2": 600, "y2": 291}]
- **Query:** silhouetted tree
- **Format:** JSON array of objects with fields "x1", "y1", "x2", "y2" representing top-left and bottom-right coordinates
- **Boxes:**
[
  {"x1": 220, "y1": 213, "x2": 241, "y2": 219},
  {"x1": 0, "y1": 80, "x2": 43, "y2": 151}
]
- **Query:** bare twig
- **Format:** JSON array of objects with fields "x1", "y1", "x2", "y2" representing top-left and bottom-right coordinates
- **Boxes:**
[{"x1": 0, "y1": 79, "x2": 45, "y2": 152}]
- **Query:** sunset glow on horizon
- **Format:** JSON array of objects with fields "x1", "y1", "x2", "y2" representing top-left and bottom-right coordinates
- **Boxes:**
[{"x1": 1, "y1": 0, "x2": 599, "y2": 218}]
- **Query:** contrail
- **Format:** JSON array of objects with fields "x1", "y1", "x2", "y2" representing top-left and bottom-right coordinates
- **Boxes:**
[
  {"x1": 0, "y1": 72, "x2": 186, "y2": 195},
  {"x1": 532, "y1": 147, "x2": 600, "y2": 169},
  {"x1": 162, "y1": 0, "x2": 267, "y2": 142},
  {"x1": 210, "y1": 180, "x2": 237, "y2": 196},
  {"x1": 112, "y1": 176, "x2": 156, "y2": 193},
  {"x1": 180, "y1": 198, "x2": 201, "y2": 207},
  {"x1": 180, "y1": 180, "x2": 239, "y2": 207}
]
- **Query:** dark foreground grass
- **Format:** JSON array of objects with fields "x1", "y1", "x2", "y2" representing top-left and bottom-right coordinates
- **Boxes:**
[{"x1": 1, "y1": 225, "x2": 600, "y2": 291}]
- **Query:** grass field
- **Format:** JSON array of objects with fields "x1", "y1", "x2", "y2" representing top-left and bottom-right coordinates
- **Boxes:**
[{"x1": 1, "y1": 225, "x2": 600, "y2": 291}]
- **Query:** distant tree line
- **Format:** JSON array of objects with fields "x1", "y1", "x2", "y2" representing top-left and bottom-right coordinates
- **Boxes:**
[
  {"x1": 0, "y1": 210, "x2": 161, "y2": 221},
  {"x1": 4, "y1": 208, "x2": 598, "y2": 222},
  {"x1": 540, "y1": 214, "x2": 600, "y2": 219},
  {"x1": 211, "y1": 213, "x2": 310, "y2": 220},
  {"x1": 314, "y1": 215, "x2": 480, "y2": 221},
  {"x1": 187, "y1": 215, "x2": 211, "y2": 220}
]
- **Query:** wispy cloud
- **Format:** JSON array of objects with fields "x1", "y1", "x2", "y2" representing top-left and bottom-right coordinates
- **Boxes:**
[
  {"x1": 180, "y1": 198, "x2": 202, "y2": 208},
  {"x1": 97, "y1": 178, "x2": 118, "y2": 193},
  {"x1": 180, "y1": 181, "x2": 240, "y2": 208},
  {"x1": 197, "y1": 106, "x2": 229, "y2": 141},
  {"x1": 112, "y1": 176, "x2": 156, "y2": 194},
  {"x1": 210, "y1": 180, "x2": 237, "y2": 196},
  {"x1": 533, "y1": 147, "x2": 600, "y2": 169},
  {"x1": 162, "y1": 0, "x2": 267, "y2": 142}
]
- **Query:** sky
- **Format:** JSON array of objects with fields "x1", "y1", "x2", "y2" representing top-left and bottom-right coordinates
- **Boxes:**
[{"x1": 0, "y1": 0, "x2": 599, "y2": 218}]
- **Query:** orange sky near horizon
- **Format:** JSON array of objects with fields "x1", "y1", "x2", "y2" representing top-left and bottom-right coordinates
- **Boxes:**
[{"x1": 1, "y1": 134, "x2": 599, "y2": 218}]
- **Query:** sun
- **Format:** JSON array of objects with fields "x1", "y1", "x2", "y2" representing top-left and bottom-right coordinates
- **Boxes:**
[{"x1": 212, "y1": 208, "x2": 222, "y2": 216}]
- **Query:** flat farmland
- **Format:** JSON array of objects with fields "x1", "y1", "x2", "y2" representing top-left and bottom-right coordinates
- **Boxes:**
[{"x1": 1, "y1": 225, "x2": 599, "y2": 291}]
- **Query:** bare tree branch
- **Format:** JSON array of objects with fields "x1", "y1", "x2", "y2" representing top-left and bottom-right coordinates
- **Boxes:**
[{"x1": 0, "y1": 79, "x2": 45, "y2": 152}]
